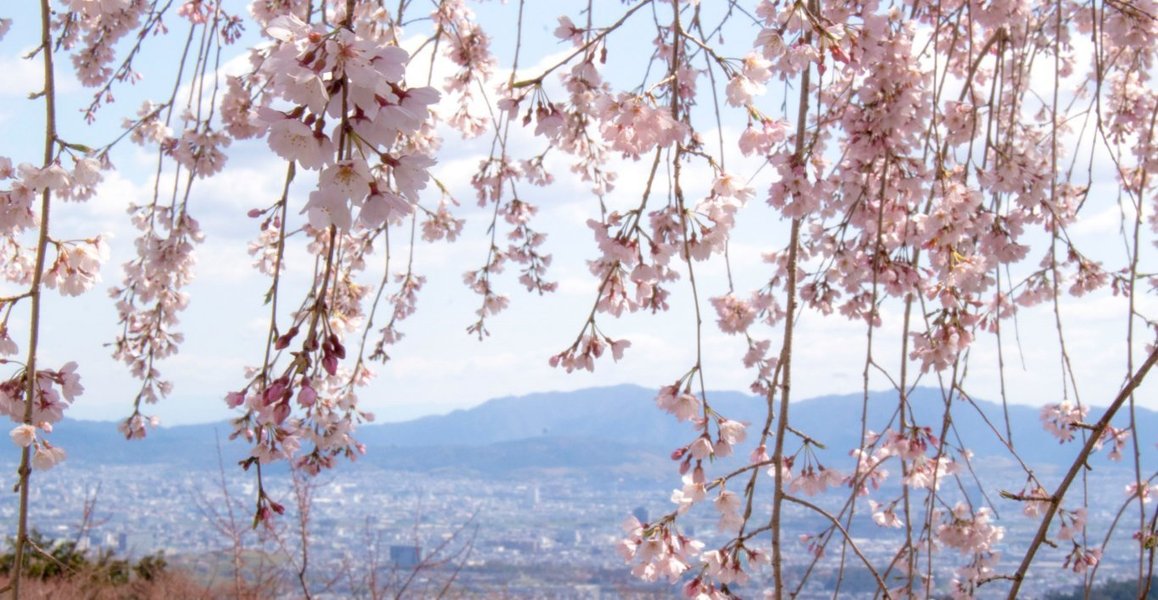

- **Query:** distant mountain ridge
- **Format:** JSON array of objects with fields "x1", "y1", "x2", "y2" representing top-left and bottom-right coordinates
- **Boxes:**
[
  {"x1": 37, "y1": 385, "x2": 1158, "y2": 475},
  {"x1": 358, "y1": 384, "x2": 1158, "y2": 467}
]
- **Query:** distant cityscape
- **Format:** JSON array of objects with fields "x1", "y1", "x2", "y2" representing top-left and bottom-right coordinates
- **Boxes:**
[
  {"x1": 0, "y1": 385, "x2": 1152, "y2": 598},
  {"x1": 0, "y1": 459, "x2": 1146, "y2": 598}
]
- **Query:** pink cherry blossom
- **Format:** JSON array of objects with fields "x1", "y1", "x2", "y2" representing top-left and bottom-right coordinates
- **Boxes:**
[
  {"x1": 656, "y1": 387, "x2": 701, "y2": 422},
  {"x1": 8, "y1": 425, "x2": 36, "y2": 448},
  {"x1": 4, "y1": 1, "x2": 1157, "y2": 594},
  {"x1": 1040, "y1": 401, "x2": 1087, "y2": 443},
  {"x1": 266, "y1": 117, "x2": 334, "y2": 170},
  {"x1": 31, "y1": 442, "x2": 66, "y2": 470}
]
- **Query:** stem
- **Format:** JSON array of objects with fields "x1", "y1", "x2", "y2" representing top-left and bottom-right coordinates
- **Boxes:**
[
  {"x1": 1006, "y1": 345, "x2": 1158, "y2": 598},
  {"x1": 784, "y1": 495, "x2": 891, "y2": 597},
  {"x1": 509, "y1": 0, "x2": 654, "y2": 89},
  {"x1": 13, "y1": 1, "x2": 59, "y2": 596},
  {"x1": 770, "y1": 2, "x2": 816, "y2": 592}
]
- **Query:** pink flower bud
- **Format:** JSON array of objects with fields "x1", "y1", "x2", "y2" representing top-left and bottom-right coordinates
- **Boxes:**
[
  {"x1": 225, "y1": 391, "x2": 246, "y2": 408},
  {"x1": 298, "y1": 380, "x2": 317, "y2": 407}
]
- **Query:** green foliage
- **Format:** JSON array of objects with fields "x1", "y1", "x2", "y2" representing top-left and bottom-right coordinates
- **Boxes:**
[
  {"x1": 133, "y1": 551, "x2": 168, "y2": 582},
  {"x1": 0, "y1": 530, "x2": 167, "y2": 586},
  {"x1": 87, "y1": 548, "x2": 131, "y2": 586}
]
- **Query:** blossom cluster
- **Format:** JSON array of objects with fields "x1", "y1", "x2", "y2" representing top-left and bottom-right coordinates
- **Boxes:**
[
  {"x1": 6, "y1": 0, "x2": 1156, "y2": 596},
  {"x1": 0, "y1": 146, "x2": 110, "y2": 469},
  {"x1": 0, "y1": 363, "x2": 83, "y2": 470}
]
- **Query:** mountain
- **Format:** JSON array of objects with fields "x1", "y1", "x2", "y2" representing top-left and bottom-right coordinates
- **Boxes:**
[
  {"x1": 359, "y1": 384, "x2": 1158, "y2": 468},
  {"x1": 35, "y1": 418, "x2": 247, "y2": 468},
  {"x1": 32, "y1": 385, "x2": 1158, "y2": 476},
  {"x1": 356, "y1": 385, "x2": 759, "y2": 448}
]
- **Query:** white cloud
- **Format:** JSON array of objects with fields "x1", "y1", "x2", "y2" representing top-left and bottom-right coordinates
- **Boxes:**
[
  {"x1": 0, "y1": 50, "x2": 80, "y2": 99},
  {"x1": 1068, "y1": 194, "x2": 1135, "y2": 239},
  {"x1": 2, "y1": 5, "x2": 1151, "y2": 432}
]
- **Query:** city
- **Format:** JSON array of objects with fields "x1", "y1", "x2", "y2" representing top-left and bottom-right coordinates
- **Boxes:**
[{"x1": 1, "y1": 451, "x2": 1146, "y2": 598}]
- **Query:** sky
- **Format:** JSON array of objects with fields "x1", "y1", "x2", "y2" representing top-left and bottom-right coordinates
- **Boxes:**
[{"x1": 0, "y1": 2, "x2": 1154, "y2": 428}]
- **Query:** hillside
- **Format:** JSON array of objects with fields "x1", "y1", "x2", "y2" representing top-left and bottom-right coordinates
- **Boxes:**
[{"x1": 38, "y1": 385, "x2": 1155, "y2": 476}]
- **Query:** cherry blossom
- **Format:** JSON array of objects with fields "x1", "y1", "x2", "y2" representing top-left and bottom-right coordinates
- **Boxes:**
[
  {"x1": 937, "y1": 503, "x2": 1004, "y2": 554},
  {"x1": 8, "y1": 425, "x2": 36, "y2": 448},
  {"x1": 31, "y1": 443, "x2": 66, "y2": 471},
  {"x1": 1062, "y1": 545, "x2": 1101, "y2": 574},
  {"x1": 6, "y1": 0, "x2": 1158, "y2": 596},
  {"x1": 868, "y1": 499, "x2": 902, "y2": 529},
  {"x1": 1040, "y1": 401, "x2": 1088, "y2": 443}
]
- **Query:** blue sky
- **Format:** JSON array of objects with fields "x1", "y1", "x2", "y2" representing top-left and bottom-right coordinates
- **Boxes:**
[{"x1": 0, "y1": 2, "x2": 1153, "y2": 427}]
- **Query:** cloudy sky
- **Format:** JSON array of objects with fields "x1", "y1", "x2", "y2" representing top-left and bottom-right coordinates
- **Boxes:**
[{"x1": 1, "y1": 3, "x2": 1153, "y2": 429}]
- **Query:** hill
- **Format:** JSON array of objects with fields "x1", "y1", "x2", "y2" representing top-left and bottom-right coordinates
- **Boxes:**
[{"x1": 37, "y1": 385, "x2": 1156, "y2": 477}]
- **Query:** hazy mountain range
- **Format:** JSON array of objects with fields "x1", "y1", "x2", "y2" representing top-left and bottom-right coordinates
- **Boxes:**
[{"x1": 40, "y1": 385, "x2": 1157, "y2": 477}]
